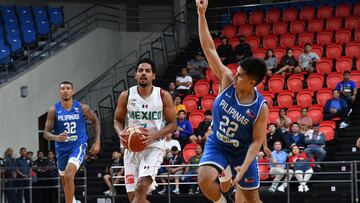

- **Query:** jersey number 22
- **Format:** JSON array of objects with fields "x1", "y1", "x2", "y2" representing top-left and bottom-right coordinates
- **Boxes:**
[{"x1": 219, "y1": 115, "x2": 239, "y2": 138}]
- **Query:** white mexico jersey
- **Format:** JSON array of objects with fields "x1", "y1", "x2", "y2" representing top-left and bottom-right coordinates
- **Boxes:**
[{"x1": 126, "y1": 85, "x2": 166, "y2": 149}]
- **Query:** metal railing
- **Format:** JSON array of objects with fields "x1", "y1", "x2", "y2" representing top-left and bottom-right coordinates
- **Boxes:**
[
  {"x1": 109, "y1": 161, "x2": 357, "y2": 203},
  {"x1": 0, "y1": 165, "x2": 87, "y2": 203}
]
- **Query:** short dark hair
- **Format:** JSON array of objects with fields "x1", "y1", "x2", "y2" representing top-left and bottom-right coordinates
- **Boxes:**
[
  {"x1": 239, "y1": 57, "x2": 267, "y2": 86},
  {"x1": 178, "y1": 110, "x2": 186, "y2": 115},
  {"x1": 291, "y1": 122, "x2": 299, "y2": 128},
  {"x1": 59, "y1": 81, "x2": 73, "y2": 88},
  {"x1": 171, "y1": 146, "x2": 178, "y2": 151},
  {"x1": 137, "y1": 58, "x2": 156, "y2": 73},
  {"x1": 27, "y1": 151, "x2": 33, "y2": 155},
  {"x1": 20, "y1": 147, "x2": 26, "y2": 151},
  {"x1": 204, "y1": 110, "x2": 212, "y2": 116},
  {"x1": 344, "y1": 70, "x2": 351, "y2": 75},
  {"x1": 286, "y1": 48, "x2": 293, "y2": 52},
  {"x1": 274, "y1": 140, "x2": 282, "y2": 145},
  {"x1": 267, "y1": 123, "x2": 276, "y2": 128},
  {"x1": 304, "y1": 43, "x2": 312, "y2": 47}
]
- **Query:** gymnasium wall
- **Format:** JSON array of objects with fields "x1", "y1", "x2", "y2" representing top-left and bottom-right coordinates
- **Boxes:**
[{"x1": 0, "y1": 28, "x2": 152, "y2": 154}]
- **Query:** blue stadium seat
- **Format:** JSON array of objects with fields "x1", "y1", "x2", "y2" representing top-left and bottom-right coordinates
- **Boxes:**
[
  {"x1": 32, "y1": 7, "x2": 48, "y2": 20},
  {"x1": 1, "y1": 6, "x2": 16, "y2": 19},
  {"x1": 20, "y1": 19, "x2": 35, "y2": 30},
  {"x1": 22, "y1": 28, "x2": 36, "y2": 44},
  {"x1": 35, "y1": 19, "x2": 50, "y2": 36},
  {"x1": 48, "y1": 7, "x2": 64, "y2": 26},
  {"x1": 16, "y1": 6, "x2": 32, "y2": 20},
  {"x1": 0, "y1": 45, "x2": 11, "y2": 65},
  {"x1": 6, "y1": 33, "x2": 22, "y2": 53}
]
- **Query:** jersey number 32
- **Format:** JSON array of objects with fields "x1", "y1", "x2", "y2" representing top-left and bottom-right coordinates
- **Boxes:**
[{"x1": 64, "y1": 122, "x2": 76, "y2": 134}]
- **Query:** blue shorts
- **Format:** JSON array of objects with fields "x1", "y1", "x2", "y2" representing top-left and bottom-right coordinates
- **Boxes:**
[
  {"x1": 199, "y1": 137, "x2": 260, "y2": 190},
  {"x1": 56, "y1": 143, "x2": 87, "y2": 176}
]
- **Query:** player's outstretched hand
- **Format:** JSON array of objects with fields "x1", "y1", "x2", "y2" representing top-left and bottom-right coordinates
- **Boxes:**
[
  {"x1": 264, "y1": 147, "x2": 272, "y2": 158},
  {"x1": 196, "y1": 0, "x2": 208, "y2": 15},
  {"x1": 356, "y1": 137, "x2": 360, "y2": 148},
  {"x1": 89, "y1": 142, "x2": 100, "y2": 155},
  {"x1": 232, "y1": 166, "x2": 245, "y2": 187},
  {"x1": 141, "y1": 131, "x2": 160, "y2": 146},
  {"x1": 55, "y1": 132, "x2": 68, "y2": 142}
]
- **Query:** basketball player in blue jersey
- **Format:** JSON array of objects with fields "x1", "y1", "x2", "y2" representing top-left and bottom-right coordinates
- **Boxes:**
[
  {"x1": 44, "y1": 81, "x2": 101, "y2": 203},
  {"x1": 196, "y1": 1, "x2": 269, "y2": 203}
]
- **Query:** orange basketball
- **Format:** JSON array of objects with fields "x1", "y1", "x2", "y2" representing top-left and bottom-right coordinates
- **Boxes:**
[{"x1": 123, "y1": 126, "x2": 148, "y2": 152}]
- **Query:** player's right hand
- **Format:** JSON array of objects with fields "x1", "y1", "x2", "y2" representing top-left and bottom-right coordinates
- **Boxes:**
[
  {"x1": 55, "y1": 132, "x2": 68, "y2": 142},
  {"x1": 196, "y1": 0, "x2": 208, "y2": 15}
]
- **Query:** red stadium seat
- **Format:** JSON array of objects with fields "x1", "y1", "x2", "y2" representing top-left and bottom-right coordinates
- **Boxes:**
[
  {"x1": 222, "y1": 25, "x2": 237, "y2": 39},
  {"x1": 350, "y1": 70, "x2": 360, "y2": 88},
  {"x1": 335, "y1": 4, "x2": 351, "y2": 18},
  {"x1": 183, "y1": 95, "x2": 199, "y2": 113},
  {"x1": 356, "y1": 29, "x2": 360, "y2": 42},
  {"x1": 320, "y1": 126, "x2": 335, "y2": 141},
  {"x1": 345, "y1": 16, "x2": 360, "y2": 30},
  {"x1": 206, "y1": 68, "x2": 219, "y2": 82},
  {"x1": 287, "y1": 74, "x2": 304, "y2": 92},
  {"x1": 283, "y1": 8, "x2": 298, "y2": 22},
  {"x1": 316, "y1": 58, "x2": 333, "y2": 75},
  {"x1": 263, "y1": 35, "x2": 278, "y2": 49},
  {"x1": 256, "y1": 81, "x2": 265, "y2": 91},
  {"x1": 298, "y1": 32, "x2": 314, "y2": 47},
  {"x1": 317, "y1": 31, "x2": 333, "y2": 46},
  {"x1": 280, "y1": 34, "x2": 296, "y2": 48},
  {"x1": 247, "y1": 36, "x2": 261, "y2": 50},
  {"x1": 249, "y1": 10, "x2": 264, "y2": 25},
  {"x1": 308, "y1": 105, "x2": 324, "y2": 123},
  {"x1": 212, "y1": 81, "x2": 220, "y2": 95},
  {"x1": 183, "y1": 143, "x2": 200, "y2": 163},
  {"x1": 326, "y1": 17, "x2": 342, "y2": 31},
  {"x1": 355, "y1": 2, "x2": 360, "y2": 16},
  {"x1": 296, "y1": 89, "x2": 314, "y2": 108},
  {"x1": 262, "y1": 92, "x2": 274, "y2": 107},
  {"x1": 258, "y1": 158, "x2": 270, "y2": 180},
  {"x1": 272, "y1": 22, "x2": 288, "y2": 35},
  {"x1": 273, "y1": 48, "x2": 286, "y2": 60},
  {"x1": 255, "y1": 23, "x2": 271, "y2": 37},
  {"x1": 189, "y1": 111, "x2": 204, "y2": 129},
  {"x1": 326, "y1": 43, "x2": 342, "y2": 60},
  {"x1": 229, "y1": 38, "x2": 240, "y2": 49},
  {"x1": 194, "y1": 80, "x2": 210, "y2": 97},
  {"x1": 335, "y1": 29, "x2": 352, "y2": 45},
  {"x1": 214, "y1": 38, "x2": 222, "y2": 49},
  {"x1": 277, "y1": 91, "x2": 294, "y2": 107},
  {"x1": 345, "y1": 42, "x2": 360, "y2": 58},
  {"x1": 227, "y1": 63, "x2": 238, "y2": 75},
  {"x1": 317, "y1": 6, "x2": 333, "y2": 19},
  {"x1": 320, "y1": 120, "x2": 336, "y2": 128},
  {"x1": 233, "y1": 12, "x2": 247, "y2": 26},
  {"x1": 300, "y1": 7, "x2": 315, "y2": 21},
  {"x1": 238, "y1": 24, "x2": 254, "y2": 37},
  {"x1": 266, "y1": 9, "x2": 281, "y2": 24},
  {"x1": 201, "y1": 95, "x2": 215, "y2": 112},
  {"x1": 336, "y1": 56, "x2": 353, "y2": 73},
  {"x1": 268, "y1": 107, "x2": 280, "y2": 123},
  {"x1": 308, "y1": 19, "x2": 324, "y2": 33},
  {"x1": 307, "y1": 73, "x2": 324, "y2": 91},
  {"x1": 293, "y1": 46, "x2": 304, "y2": 60},
  {"x1": 357, "y1": 58, "x2": 360, "y2": 70},
  {"x1": 287, "y1": 106, "x2": 302, "y2": 123},
  {"x1": 290, "y1": 20, "x2": 305, "y2": 34},
  {"x1": 253, "y1": 48, "x2": 266, "y2": 59},
  {"x1": 312, "y1": 45, "x2": 324, "y2": 58},
  {"x1": 326, "y1": 72, "x2": 343, "y2": 89},
  {"x1": 268, "y1": 75, "x2": 285, "y2": 93},
  {"x1": 317, "y1": 88, "x2": 332, "y2": 107}
]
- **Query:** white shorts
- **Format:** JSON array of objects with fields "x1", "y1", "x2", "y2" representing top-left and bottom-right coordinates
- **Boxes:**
[{"x1": 124, "y1": 146, "x2": 165, "y2": 193}]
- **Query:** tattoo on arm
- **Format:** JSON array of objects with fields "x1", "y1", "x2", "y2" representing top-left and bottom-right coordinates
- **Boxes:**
[{"x1": 82, "y1": 104, "x2": 101, "y2": 143}]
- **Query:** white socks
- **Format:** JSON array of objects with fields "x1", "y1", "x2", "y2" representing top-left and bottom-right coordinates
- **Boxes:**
[{"x1": 214, "y1": 194, "x2": 227, "y2": 203}]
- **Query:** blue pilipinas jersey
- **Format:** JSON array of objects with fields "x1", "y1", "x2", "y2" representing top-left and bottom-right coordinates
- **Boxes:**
[
  {"x1": 53, "y1": 100, "x2": 88, "y2": 153},
  {"x1": 209, "y1": 84, "x2": 266, "y2": 157}
]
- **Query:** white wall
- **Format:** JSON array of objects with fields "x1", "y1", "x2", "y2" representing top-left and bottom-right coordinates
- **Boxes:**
[{"x1": 0, "y1": 28, "x2": 151, "y2": 154}]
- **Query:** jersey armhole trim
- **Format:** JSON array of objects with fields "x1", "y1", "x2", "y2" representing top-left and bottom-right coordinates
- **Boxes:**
[
  {"x1": 252, "y1": 100, "x2": 267, "y2": 126},
  {"x1": 160, "y1": 88, "x2": 164, "y2": 103},
  {"x1": 216, "y1": 82, "x2": 233, "y2": 99},
  {"x1": 125, "y1": 90, "x2": 130, "y2": 109}
]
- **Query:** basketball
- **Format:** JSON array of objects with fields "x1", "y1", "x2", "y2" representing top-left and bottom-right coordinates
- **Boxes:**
[{"x1": 123, "y1": 126, "x2": 148, "y2": 152}]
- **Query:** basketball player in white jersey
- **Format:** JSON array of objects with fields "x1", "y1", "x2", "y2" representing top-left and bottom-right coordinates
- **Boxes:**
[{"x1": 114, "y1": 58, "x2": 177, "y2": 203}]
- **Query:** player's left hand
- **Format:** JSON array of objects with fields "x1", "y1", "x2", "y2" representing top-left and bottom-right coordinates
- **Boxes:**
[
  {"x1": 232, "y1": 166, "x2": 245, "y2": 187},
  {"x1": 89, "y1": 141, "x2": 101, "y2": 155},
  {"x1": 141, "y1": 131, "x2": 160, "y2": 145}
]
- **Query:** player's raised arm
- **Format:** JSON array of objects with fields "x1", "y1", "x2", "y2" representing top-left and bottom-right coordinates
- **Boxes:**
[
  {"x1": 81, "y1": 104, "x2": 101, "y2": 155},
  {"x1": 197, "y1": 0, "x2": 233, "y2": 91},
  {"x1": 114, "y1": 90, "x2": 128, "y2": 139},
  {"x1": 233, "y1": 104, "x2": 269, "y2": 184},
  {"x1": 43, "y1": 106, "x2": 67, "y2": 142},
  {"x1": 142, "y1": 90, "x2": 177, "y2": 145}
]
